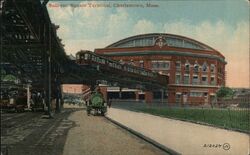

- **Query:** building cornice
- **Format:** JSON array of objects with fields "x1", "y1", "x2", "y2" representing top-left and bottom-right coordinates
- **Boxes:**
[
  {"x1": 101, "y1": 50, "x2": 227, "y2": 64},
  {"x1": 169, "y1": 84, "x2": 220, "y2": 88}
]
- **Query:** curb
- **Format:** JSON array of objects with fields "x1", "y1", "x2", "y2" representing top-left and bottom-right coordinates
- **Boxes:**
[
  {"x1": 113, "y1": 107, "x2": 250, "y2": 135},
  {"x1": 105, "y1": 116, "x2": 181, "y2": 155}
]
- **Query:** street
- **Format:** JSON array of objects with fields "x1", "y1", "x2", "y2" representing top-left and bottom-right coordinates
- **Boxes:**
[{"x1": 1, "y1": 106, "x2": 168, "y2": 155}]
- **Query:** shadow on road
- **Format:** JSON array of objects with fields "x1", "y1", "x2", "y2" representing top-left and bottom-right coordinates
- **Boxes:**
[{"x1": 1, "y1": 107, "x2": 83, "y2": 155}]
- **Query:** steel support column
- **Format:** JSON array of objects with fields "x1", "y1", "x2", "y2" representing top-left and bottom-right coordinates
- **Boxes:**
[
  {"x1": 43, "y1": 22, "x2": 52, "y2": 118},
  {"x1": 55, "y1": 75, "x2": 61, "y2": 113},
  {"x1": 161, "y1": 89, "x2": 164, "y2": 104},
  {"x1": 48, "y1": 23, "x2": 52, "y2": 117}
]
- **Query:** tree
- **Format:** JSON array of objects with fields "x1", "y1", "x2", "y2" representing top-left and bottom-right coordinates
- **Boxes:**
[
  {"x1": 216, "y1": 87, "x2": 234, "y2": 99},
  {"x1": 3, "y1": 74, "x2": 17, "y2": 82}
]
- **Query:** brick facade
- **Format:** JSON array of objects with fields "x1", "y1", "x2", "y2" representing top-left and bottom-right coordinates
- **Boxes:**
[{"x1": 94, "y1": 33, "x2": 226, "y2": 105}]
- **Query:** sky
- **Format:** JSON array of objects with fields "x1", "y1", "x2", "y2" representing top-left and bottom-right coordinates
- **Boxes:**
[{"x1": 47, "y1": 0, "x2": 249, "y2": 88}]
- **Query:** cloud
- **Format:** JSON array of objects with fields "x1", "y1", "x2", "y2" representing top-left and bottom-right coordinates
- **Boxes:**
[
  {"x1": 48, "y1": 4, "x2": 249, "y2": 88},
  {"x1": 48, "y1": 1, "x2": 111, "y2": 40},
  {"x1": 133, "y1": 19, "x2": 156, "y2": 34},
  {"x1": 163, "y1": 20, "x2": 234, "y2": 50},
  {"x1": 63, "y1": 39, "x2": 109, "y2": 55},
  {"x1": 48, "y1": 3, "x2": 73, "y2": 22},
  {"x1": 105, "y1": 9, "x2": 134, "y2": 43},
  {"x1": 162, "y1": 20, "x2": 249, "y2": 88}
]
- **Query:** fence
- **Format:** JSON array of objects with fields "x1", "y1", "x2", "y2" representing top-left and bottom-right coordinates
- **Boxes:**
[{"x1": 111, "y1": 100, "x2": 249, "y2": 133}]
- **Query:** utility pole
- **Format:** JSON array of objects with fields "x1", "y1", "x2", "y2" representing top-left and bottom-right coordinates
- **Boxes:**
[{"x1": 47, "y1": 23, "x2": 52, "y2": 118}]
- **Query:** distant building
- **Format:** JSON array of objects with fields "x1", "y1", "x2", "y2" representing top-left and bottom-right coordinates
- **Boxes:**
[
  {"x1": 95, "y1": 33, "x2": 227, "y2": 105},
  {"x1": 233, "y1": 88, "x2": 250, "y2": 106},
  {"x1": 62, "y1": 84, "x2": 89, "y2": 94}
]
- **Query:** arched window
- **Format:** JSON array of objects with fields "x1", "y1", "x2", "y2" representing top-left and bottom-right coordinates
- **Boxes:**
[
  {"x1": 202, "y1": 62, "x2": 208, "y2": 72},
  {"x1": 210, "y1": 64, "x2": 215, "y2": 73},
  {"x1": 193, "y1": 63, "x2": 199, "y2": 73},
  {"x1": 185, "y1": 61, "x2": 190, "y2": 71}
]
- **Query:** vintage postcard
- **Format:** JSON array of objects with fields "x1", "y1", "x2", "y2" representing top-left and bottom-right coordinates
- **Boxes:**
[{"x1": 0, "y1": 0, "x2": 249, "y2": 155}]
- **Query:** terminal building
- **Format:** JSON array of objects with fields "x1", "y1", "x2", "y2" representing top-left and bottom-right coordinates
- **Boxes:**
[{"x1": 94, "y1": 33, "x2": 226, "y2": 105}]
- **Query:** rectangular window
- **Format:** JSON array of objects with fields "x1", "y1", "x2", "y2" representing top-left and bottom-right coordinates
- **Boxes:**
[
  {"x1": 175, "y1": 74, "x2": 181, "y2": 84},
  {"x1": 184, "y1": 74, "x2": 190, "y2": 84},
  {"x1": 175, "y1": 93, "x2": 182, "y2": 103},
  {"x1": 157, "y1": 62, "x2": 160, "y2": 68},
  {"x1": 152, "y1": 62, "x2": 157, "y2": 69},
  {"x1": 190, "y1": 92, "x2": 203, "y2": 97},
  {"x1": 151, "y1": 60, "x2": 170, "y2": 70},
  {"x1": 176, "y1": 61, "x2": 181, "y2": 70},
  {"x1": 162, "y1": 63, "x2": 167, "y2": 68},
  {"x1": 192, "y1": 75, "x2": 199, "y2": 84},
  {"x1": 211, "y1": 76, "x2": 215, "y2": 85},
  {"x1": 210, "y1": 64, "x2": 215, "y2": 73},
  {"x1": 202, "y1": 76, "x2": 207, "y2": 85}
]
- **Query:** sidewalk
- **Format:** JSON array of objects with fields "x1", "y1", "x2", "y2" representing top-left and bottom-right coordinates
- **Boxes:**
[{"x1": 106, "y1": 108, "x2": 249, "y2": 155}]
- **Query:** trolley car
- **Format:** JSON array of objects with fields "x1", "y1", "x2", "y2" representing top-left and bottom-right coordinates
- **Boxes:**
[
  {"x1": 75, "y1": 50, "x2": 167, "y2": 86},
  {"x1": 86, "y1": 87, "x2": 107, "y2": 116}
]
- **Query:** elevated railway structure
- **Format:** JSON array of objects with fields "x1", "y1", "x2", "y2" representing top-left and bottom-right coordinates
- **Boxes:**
[
  {"x1": 0, "y1": 0, "x2": 168, "y2": 116},
  {"x1": 1, "y1": 0, "x2": 69, "y2": 115},
  {"x1": 76, "y1": 50, "x2": 167, "y2": 90}
]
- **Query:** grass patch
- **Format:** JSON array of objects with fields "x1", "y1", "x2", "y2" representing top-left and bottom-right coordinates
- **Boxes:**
[{"x1": 135, "y1": 107, "x2": 249, "y2": 133}]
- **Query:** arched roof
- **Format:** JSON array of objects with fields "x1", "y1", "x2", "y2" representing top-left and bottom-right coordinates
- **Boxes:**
[{"x1": 106, "y1": 33, "x2": 217, "y2": 51}]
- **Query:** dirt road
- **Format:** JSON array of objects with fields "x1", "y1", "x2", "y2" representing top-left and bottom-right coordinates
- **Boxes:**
[
  {"x1": 63, "y1": 109, "x2": 168, "y2": 155},
  {"x1": 1, "y1": 106, "x2": 169, "y2": 155}
]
